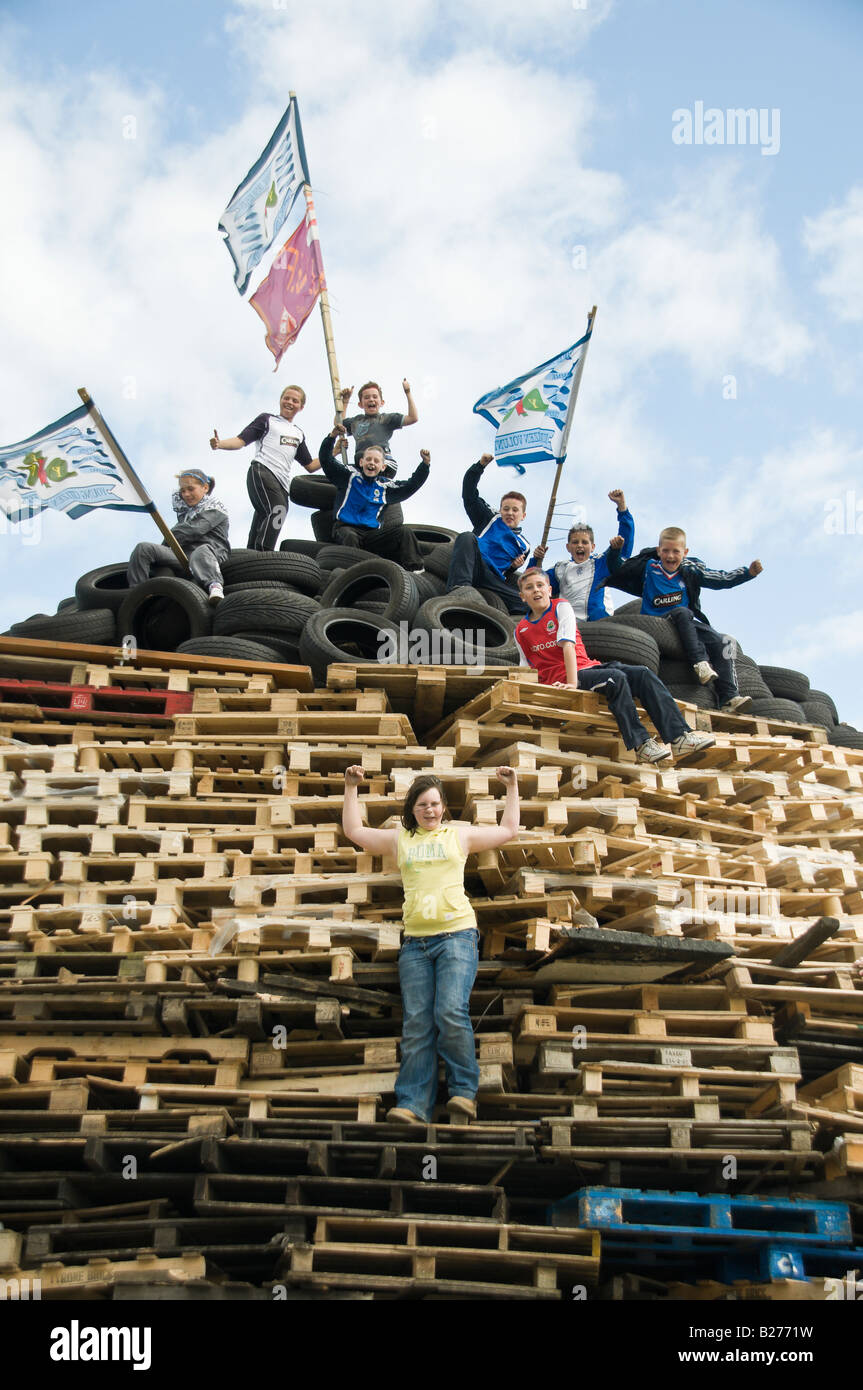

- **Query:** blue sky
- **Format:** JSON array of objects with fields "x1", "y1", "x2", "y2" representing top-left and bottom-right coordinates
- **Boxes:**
[{"x1": 1, "y1": 0, "x2": 862, "y2": 724}]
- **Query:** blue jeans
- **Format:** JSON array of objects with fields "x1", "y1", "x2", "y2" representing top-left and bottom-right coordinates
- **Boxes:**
[
  {"x1": 446, "y1": 533, "x2": 526, "y2": 615},
  {"x1": 395, "y1": 928, "x2": 480, "y2": 1121},
  {"x1": 577, "y1": 662, "x2": 690, "y2": 750}
]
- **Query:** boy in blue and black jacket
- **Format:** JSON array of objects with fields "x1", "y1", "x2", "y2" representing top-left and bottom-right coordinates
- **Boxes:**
[
  {"x1": 446, "y1": 453, "x2": 532, "y2": 614},
  {"x1": 319, "y1": 426, "x2": 429, "y2": 569},
  {"x1": 538, "y1": 488, "x2": 635, "y2": 620},
  {"x1": 605, "y1": 525, "x2": 764, "y2": 713}
]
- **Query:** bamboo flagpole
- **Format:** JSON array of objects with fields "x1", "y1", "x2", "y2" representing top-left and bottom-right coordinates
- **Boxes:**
[
  {"x1": 288, "y1": 93, "x2": 350, "y2": 462},
  {"x1": 76, "y1": 388, "x2": 189, "y2": 569},
  {"x1": 539, "y1": 305, "x2": 597, "y2": 551}
]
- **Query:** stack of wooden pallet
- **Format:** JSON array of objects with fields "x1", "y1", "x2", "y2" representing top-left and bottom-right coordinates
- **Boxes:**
[{"x1": 0, "y1": 637, "x2": 861, "y2": 1301}]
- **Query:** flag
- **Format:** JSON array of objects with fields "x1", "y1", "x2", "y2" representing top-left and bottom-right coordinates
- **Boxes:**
[
  {"x1": 218, "y1": 97, "x2": 311, "y2": 295},
  {"x1": 473, "y1": 331, "x2": 592, "y2": 472},
  {"x1": 249, "y1": 205, "x2": 325, "y2": 368},
  {"x1": 0, "y1": 405, "x2": 151, "y2": 524}
]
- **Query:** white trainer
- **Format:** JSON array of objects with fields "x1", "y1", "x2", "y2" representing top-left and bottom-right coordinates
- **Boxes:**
[
  {"x1": 694, "y1": 661, "x2": 718, "y2": 684},
  {"x1": 635, "y1": 737, "x2": 673, "y2": 764},
  {"x1": 670, "y1": 730, "x2": 716, "y2": 756},
  {"x1": 208, "y1": 583, "x2": 224, "y2": 604},
  {"x1": 720, "y1": 695, "x2": 752, "y2": 713}
]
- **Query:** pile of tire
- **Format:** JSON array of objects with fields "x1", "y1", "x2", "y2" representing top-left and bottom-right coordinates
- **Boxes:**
[
  {"x1": 606, "y1": 600, "x2": 858, "y2": 748},
  {"x1": 3, "y1": 534, "x2": 860, "y2": 750}
]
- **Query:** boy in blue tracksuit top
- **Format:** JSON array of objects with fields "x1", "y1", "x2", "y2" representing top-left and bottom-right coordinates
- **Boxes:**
[
  {"x1": 446, "y1": 453, "x2": 532, "y2": 614},
  {"x1": 605, "y1": 525, "x2": 764, "y2": 713},
  {"x1": 537, "y1": 488, "x2": 635, "y2": 620},
  {"x1": 319, "y1": 425, "x2": 429, "y2": 569}
]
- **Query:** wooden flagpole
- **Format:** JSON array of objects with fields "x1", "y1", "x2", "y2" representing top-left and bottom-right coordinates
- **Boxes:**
[
  {"x1": 76, "y1": 388, "x2": 189, "y2": 568},
  {"x1": 539, "y1": 304, "x2": 597, "y2": 550}
]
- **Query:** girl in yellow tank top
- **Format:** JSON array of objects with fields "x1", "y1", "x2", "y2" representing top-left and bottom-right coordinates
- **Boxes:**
[{"x1": 343, "y1": 765, "x2": 520, "y2": 1124}]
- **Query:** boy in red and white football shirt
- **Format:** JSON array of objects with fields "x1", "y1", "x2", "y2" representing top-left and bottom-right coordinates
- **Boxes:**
[{"x1": 514, "y1": 569, "x2": 715, "y2": 763}]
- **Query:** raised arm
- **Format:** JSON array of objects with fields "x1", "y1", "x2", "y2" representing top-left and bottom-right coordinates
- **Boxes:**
[
  {"x1": 688, "y1": 555, "x2": 763, "y2": 590},
  {"x1": 389, "y1": 449, "x2": 430, "y2": 501},
  {"x1": 402, "y1": 377, "x2": 418, "y2": 427},
  {"x1": 462, "y1": 455, "x2": 495, "y2": 531},
  {"x1": 460, "y1": 768, "x2": 520, "y2": 853},
  {"x1": 342, "y1": 766, "x2": 400, "y2": 855},
  {"x1": 210, "y1": 430, "x2": 247, "y2": 451}
]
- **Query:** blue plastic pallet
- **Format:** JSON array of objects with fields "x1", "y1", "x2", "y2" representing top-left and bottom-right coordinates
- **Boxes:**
[{"x1": 548, "y1": 1186, "x2": 851, "y2": 1246}]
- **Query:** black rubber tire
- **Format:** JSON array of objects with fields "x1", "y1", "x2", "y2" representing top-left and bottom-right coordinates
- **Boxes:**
[
  {"x1": 278, "y1": 537, "x2": 325, "y2": 557},
  {"x1": 735, "y1": 654, "x2": 772, "y2": 699},
  {"x1": 613, "y1": 599, "x2": 642, "y2": 616},
  {"x1": 213, "y1": 588, "x2": 320, "y2": 637},
  {"x1": 829, "y1": 724, "x2": 863, "y2": 748},
  {"x1": 809, "y1": 689, "x2": 839, "y2": 723},
  {"x1": 117, "y1": 578, "x2": 211, "y2": 652},
  {"x1": 56, "y1": 597, "x2": 80, "y2": 613},
  {"x1": 406, "y1": 524, "x2": 460, "y2": 547},
  {"x1": 9, "y1": 608, "x2": 116, "y2": 644},
  {"x1": 758, "y1": 665, "x2": 810, "y2": 702},
  {"x1": 423, "y1": 542, "x2": 455, "y2": 580},
  {"x1": 414, "y1": 571, "x2": 446, "y2": 602},
  {"x1": 320, "y1": 559, "x2": 420, "y2": 623},
  {"x1": 378, "y1": 503, "x2": 404, "y2": 531},
  {"x1": 580, "y1": 620, "x2": 660, "y2": 673},
  {"x1": 176, "y1": 636, "x2": 285, "y2": 662},
  {"x1": 665, "y1": 683, "x2": 719, "y2": 709},
  {"x1": 608, "y1": 610, "x2": 684, "y2": 657},
  {"x1": 658, "y1": 658, "x2": 707, "y2": 686},
  {"x1": 299, "y1": 608, "x2": 401, "y2": 682},
  {"x1": 749, "y1": 697, "x2": 806, "y2": 722},
  {"x1": 415, "y1": 595, "x2": 519, "y2": 665},
  {"x1": 478, "y1": 588, "x2": 508, "y2": 614},
  {"x1": 237, "y1": 632, "x2": 302, "y2": 662},
  {"x1": 311, "y1": 510, "x2": 334, "y2": 542},
  {"x1": 289, "y1": 475, "x2": 337, "y2": 508},
  {"x1": 316, "y1": 544, "x2": 373, "y2": 571},
  {"x1": 74, "y1": 561, "x2": 132, "y2": 614},
  {"x1": 800, "y1": 701, "x2": 836, "y2": 729},
  {"x1": 221, "y1": 550, "x2": 322, "y2": 595}
]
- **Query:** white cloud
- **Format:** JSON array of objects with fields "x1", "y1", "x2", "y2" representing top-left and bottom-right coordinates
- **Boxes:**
[{"x1": 804, "y1": 185, "x2": 863, "y2": 322}]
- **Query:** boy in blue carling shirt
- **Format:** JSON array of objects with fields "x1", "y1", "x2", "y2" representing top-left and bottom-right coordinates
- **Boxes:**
[
  {"x1": 319, "y1": 425, "x2": 430, "y2": 569},
  {"x1": 605, "y1": 525, "x2": 763, "y2": 713}
]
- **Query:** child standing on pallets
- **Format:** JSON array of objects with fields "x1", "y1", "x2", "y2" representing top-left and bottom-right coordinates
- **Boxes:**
[
  {"x1": 342, "y1": 766, "x2": 520, "y2": 1125},
  {"x1": 605, "y1": 525, "x2": 763, "y2": 713},
  {"x1": 127, "y1": 470, "x2": 230, "y2": 605}
]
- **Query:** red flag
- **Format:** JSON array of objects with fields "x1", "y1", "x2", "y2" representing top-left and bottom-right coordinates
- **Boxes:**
[{"x1": 249, "y1": 206, "x2": 325, "y2": 368}]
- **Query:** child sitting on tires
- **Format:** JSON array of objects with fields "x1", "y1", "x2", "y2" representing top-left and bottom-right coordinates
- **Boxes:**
[
  {"x1": 127, "y1": 470, "x2": 230, "y2": 604},
  {"x1": 535, "y1": 489, "x2": 635, "y2": 619},
  {"x1": 605, "y1": 526, "x2": 763, "y2": 714},
  {"x1": 514, "y1": 568, "x2": 716, "y2": 763},
  {"x1": 446, "y1": 454, "x2": 533, "y2": 615},
  {"x1": 318, "y1": 425, "x2": 430, "y2": 570}
]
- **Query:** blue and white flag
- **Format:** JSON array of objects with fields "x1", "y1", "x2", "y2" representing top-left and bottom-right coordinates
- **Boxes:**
[
  {"x1": 219, "y1": 97, "x2": 311, "y2": 296},
  {"x1": 473, "y1": 332, "x2": 591, "y2": 473},
  {"x1": 0, "y1": 405, "x2": 150, "y2": 524}
]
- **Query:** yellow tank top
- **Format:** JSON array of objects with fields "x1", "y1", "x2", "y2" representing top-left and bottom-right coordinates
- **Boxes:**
[{"x1": 397, "y1": 823, "x2": 477, "y2": 937}]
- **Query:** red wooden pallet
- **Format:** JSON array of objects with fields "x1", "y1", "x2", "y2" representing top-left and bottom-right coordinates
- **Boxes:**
[{"x1": 0, "y1": 679, "x2": 193, "y2": 721}]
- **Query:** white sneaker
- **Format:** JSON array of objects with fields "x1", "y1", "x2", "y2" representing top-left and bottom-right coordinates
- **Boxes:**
[
  {"x1": 670, "y1": 730, "x2": 716, "y2": 756},
  {"x1": 208, "y1": 583, "x2": 224, "y2": 604},
  {"x1": 635, "y1": 737, "x2": 673, "y2": 764},
  {"x1": 694, "y1": 661, "x2": 718, "y2": 684},
  {"x1": 720, "y1": 695, "x2": 752, "y2": 713}
]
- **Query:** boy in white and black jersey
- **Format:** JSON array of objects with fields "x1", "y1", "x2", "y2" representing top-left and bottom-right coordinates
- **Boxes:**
[{"x1": 210, "y1": 384, "x2": 321, "y2": 549}]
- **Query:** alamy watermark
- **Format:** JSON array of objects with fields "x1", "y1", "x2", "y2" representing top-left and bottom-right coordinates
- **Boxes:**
[
  {"x1": 824, "y1": 490, "x2": 863, "y2": 535},
  {"x1": 377, "y1": 622, "x2": 487, "y2": 666},
  {"x1": 672, "y1": 102, "x2": 780, "y2": 156}
]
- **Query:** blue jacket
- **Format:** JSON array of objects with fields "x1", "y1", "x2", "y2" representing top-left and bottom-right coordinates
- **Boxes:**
[
  {"x1": 462, "y1": 460, "x2": 531, "y2": 578},
  {"x1": 547, "y1": 508, "x2": 635, "y2": 620},
  {"x1": 320, "y1": 435, "x2": 429, "y2": 528},
  {"x1": 604, "y1": 545, "x2": 754, "y2": 625}
]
